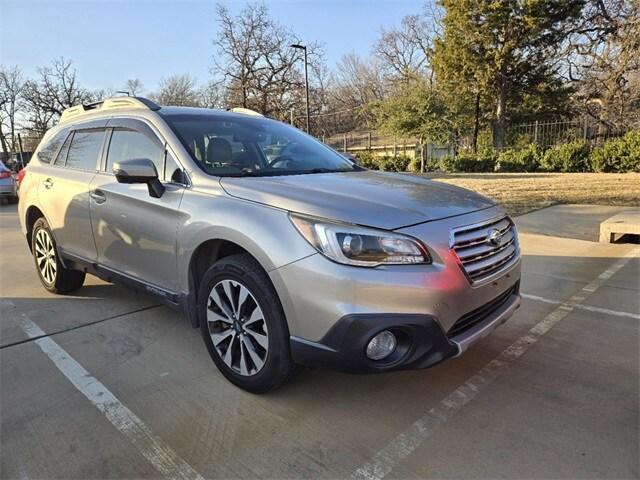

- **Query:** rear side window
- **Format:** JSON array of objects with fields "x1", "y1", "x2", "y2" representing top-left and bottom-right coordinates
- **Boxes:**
[
  {"x1": 65, "y1": 130, "x2": 105, "y2": 171},
  {"x1": 37, "y1": 129, "x2": 69, "y2": 164},
  {"x1": 106, "y1": 129, "x2": 164, "y2": 178},
  {"x1": 54, "y1": 133, "x2": 73, "y2": 166}
]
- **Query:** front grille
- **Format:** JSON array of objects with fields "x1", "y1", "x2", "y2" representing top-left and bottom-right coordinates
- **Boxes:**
[
  {"x1": 447, "y1": 283, "x2": 518, "y2": 339},
  {"x1": 452, "y1": 216, "x2": 518, "y2": 283}
]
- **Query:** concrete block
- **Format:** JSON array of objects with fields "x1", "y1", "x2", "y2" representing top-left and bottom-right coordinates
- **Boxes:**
[{"x1": 599, "y1": 210, "x2": 640, "y2": 243}]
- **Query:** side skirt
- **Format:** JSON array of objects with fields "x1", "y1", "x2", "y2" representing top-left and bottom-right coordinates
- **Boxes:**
[{"x1": 60, "y1": 250, "x2": 189, "y2": 314}]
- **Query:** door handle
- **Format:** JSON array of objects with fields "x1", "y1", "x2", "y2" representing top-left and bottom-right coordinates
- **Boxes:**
[
  {"x1": 43, "y1": 178, "x2": 53, "y2": 189},
  {"x1": 90, "y1": 189, "x2": 106, "y2": 204}
]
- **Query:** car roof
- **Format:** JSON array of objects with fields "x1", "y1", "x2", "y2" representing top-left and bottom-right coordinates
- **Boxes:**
[{"x1": 59, "y1": 97, "x2": 267, "y2": 127}]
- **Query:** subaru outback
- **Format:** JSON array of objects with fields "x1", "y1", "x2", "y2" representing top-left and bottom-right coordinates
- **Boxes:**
[{"x1": 19, "y1": 97, "x2": 521, "y2": 392}]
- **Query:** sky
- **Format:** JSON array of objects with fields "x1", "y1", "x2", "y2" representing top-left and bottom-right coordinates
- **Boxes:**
[{"x1": 1, "y1": 0, "x2": 424, "y2": 94}]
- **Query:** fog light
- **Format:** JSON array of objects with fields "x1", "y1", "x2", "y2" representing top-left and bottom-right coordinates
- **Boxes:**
[{"x1": 366, "y1": 330, "x2": 397, "y2": 360}]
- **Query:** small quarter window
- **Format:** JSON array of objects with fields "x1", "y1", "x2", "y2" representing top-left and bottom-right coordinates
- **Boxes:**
[
  {"x1": 54, "y1": 133, "x2": 73, "y2": 166},
  {"x1": 164, "y1": 150, "x2": 184, "y2": 183},
  {"x1": 37, "y1": 129, "x2": 69, "y2": 164}
]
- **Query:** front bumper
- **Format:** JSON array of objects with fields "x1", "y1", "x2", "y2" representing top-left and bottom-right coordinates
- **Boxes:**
[
  {"x1": 290, "y1": 283, "x2": 520, "y2": 373},
  {"x1": 269, "y1": 206, "x2": 522, "y2": 372}
]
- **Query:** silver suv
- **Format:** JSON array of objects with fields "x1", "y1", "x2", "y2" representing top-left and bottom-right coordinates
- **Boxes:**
[{"x1": 19, "y1": 97, "x2": 521, "y2": 392}]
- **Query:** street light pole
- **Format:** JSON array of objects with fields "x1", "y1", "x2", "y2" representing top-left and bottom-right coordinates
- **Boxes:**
[{"x1": 291, "y1": 43, "x2": 310, "y2": 134}]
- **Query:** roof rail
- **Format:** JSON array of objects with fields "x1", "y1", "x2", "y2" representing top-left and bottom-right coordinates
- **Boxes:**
[
  {"x1": 229, "y1": 107, "x2": 264, "y2": 117},
  {"x1": 59, "y1": 96, "x2": 161, "y2": 124}
]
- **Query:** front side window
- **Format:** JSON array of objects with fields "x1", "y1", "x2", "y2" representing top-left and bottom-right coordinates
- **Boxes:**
[
  {"x1": 162, "y1": 113, "x2": 356, "y2": 177},
  {"x1": 106, "y1": 128, "x2": 165, "y2": 179},
  {"x1": 37, "y1": 129, "x2": 69, "y2": 164},
  {"x1": 65, "y1": 130, "x2": 105, "y2": 170}
]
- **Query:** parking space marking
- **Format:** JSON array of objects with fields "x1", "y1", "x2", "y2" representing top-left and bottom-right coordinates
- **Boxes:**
[
  {"x1": 18, "y1": 316, "x2": 205, "y2": 480},
  {"x1": 352, "y1": 247, "x2": 640, "y2": 480},
  {"x1": 522, "y1": 293, "x2": 640, "y2": 320}
]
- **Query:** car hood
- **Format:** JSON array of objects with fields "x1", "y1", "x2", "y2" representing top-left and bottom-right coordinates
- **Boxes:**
[{"x1": 220, "y1": 170, "x2": 495, "y2": 230}]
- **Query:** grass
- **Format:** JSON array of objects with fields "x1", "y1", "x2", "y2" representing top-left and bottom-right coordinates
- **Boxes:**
[{"x1": 420, "y1": 172, "x2": 640, "y2": 217}]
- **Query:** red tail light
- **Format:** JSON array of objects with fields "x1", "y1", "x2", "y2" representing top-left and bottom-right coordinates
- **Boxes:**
[
  {"x1": 0, "y1": 171, "x2": 11, "y2": 179},
  {"x1": 17, "y1": 168, "x2": 26, "y2": 186}
]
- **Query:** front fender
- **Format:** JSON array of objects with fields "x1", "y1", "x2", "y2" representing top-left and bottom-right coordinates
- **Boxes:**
[{"x1": 176, "y1": 188, "x2": 316, "y2": 295}]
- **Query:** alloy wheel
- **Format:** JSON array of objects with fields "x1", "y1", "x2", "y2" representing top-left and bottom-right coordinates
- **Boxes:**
[
  {"x1": 35, "y1": 228, "x2": 57, "y2": 284},
  {"x1": 206, "y1": 279, "x2": 269, "y2": 376}
]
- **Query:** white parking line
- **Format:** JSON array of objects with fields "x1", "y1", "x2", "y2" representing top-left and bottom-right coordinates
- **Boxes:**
[
  {"x1": 352, "y1": 247, "x2": 640, "y2": 480},
  {"x1": 522, "y1": 293, "x2": 640, "y2": 320},
  {"x1": 18, "y1": 316, "x2": 205, "y2": 480}
]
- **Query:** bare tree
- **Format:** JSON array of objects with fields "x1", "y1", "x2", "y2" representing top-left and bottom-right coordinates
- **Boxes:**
[
  {"x1": 212, "y1": 3, "x2": 326, "y2": 121},
  {"x1": 22, "y1": 58, "x2": 91, "y2": 136},
  {"x1": 151, "y1": 74, "x2": 202, "y2": 106},
  {"x1": 125, "y1": 78, "x2": 144, "y2": 96},
  {"x1": 0, "y1": 65, "x2": 24, "y2": 154},
  {"x1": 566, "y1": 0, "x2": 640, "y2": 126},
  {"x1": 199, "y1": 80, "x2": 224, "y2": 109},
  {"x1": 374, "y1": 14, "x2": 434, "y2": 84}
]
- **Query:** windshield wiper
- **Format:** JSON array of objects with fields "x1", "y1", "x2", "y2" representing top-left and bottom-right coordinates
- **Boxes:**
[{"x1": 306, "y1": 168, "x2": 352, "y2": 174}]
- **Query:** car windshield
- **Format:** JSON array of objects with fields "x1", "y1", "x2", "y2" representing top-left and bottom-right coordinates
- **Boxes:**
[{"x1": 161, "y1": 112, "x2": 357, "y2": 177}]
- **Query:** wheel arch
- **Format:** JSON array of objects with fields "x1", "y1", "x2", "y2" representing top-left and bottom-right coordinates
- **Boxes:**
[
  {"x1": 25, "y1": 205, "x2": 47, "y2": 251},
  {"x1": 186, "y1": 238, "x2": 270, "y2": 328}
]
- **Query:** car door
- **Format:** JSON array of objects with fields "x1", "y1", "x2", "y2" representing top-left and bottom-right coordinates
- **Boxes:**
[
  {"x1": 89, "y1": 118, "x2": 186, "y2": 293},
  {"x1": 38, "y1": 121, "x2": 108, "y2": 261}
]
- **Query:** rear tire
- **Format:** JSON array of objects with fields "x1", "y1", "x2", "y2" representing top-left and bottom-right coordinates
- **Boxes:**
[
  {"x1": 31, "y1": 217, "x2": 85, "y2": 294},
  {"x1": 198, "y1": 253, "x2": 296, "y2": 393}
]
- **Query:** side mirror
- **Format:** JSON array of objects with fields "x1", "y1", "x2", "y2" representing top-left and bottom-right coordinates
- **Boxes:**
[{"x1": 113, "y1": 158, "x2": 165, "y2": 198}]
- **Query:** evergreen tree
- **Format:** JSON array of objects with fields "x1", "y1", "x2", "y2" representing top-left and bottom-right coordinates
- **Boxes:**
[{"x1": 433, "y1": 0, "x2": 583, "y2": 149}]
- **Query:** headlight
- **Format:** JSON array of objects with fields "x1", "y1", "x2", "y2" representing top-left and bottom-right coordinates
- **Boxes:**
[{"x1": 290, "y1": 214, "x2": 431, "y2": 267}]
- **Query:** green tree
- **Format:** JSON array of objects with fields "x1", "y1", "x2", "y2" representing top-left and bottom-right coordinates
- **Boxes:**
[
  {"x1": 372, "y1": 80, "x2": 462, "y2": 171},
  {"x1": 433, "y1": 0, "x2": 583, "y2": 150}
]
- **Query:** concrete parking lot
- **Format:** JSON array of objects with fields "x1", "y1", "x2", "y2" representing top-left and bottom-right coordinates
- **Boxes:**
[{"x1": 1, "y1": 203, "x2": 638, "y2": 479}]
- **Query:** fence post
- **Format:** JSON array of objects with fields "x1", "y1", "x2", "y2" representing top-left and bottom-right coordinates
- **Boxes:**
[
  {"x1": 367, "y1": 132, "x2": 372, "y2": 151},
  {"x1": 343, "y1": 133, "x2": 347, "y2": 152},
  {"x1": 583, "y1": 115, "x2": 588, "y2": 140},
  {"x1": 533, "y1": 120, "x2": 539, "y2": 144},
  {"x1": 393, "y1": 137, "x2": 397, "y2": 157}
]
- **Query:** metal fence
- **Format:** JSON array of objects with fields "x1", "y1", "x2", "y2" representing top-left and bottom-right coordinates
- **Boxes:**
[
  {"x1": 321, "y1": 116, "x2": 635, "y2": 160},
  {"x1": 507, "y1": 117, "x2": 632, "y2": 148}
]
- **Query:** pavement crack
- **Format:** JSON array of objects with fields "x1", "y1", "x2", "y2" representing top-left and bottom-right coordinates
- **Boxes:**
[{"x1": 1, "y1": 304, "x2": 164, "y2": 350}]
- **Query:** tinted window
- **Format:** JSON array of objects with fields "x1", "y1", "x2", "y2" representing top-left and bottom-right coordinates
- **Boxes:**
[
  {"x1": 106, "y1": 129, "x2": 164, "y2": 178},
  {"x1": 54, "y1": 133, "x2": 73, "y2": 166},
  {"x1": 162, "y1": 113, "x2": 355, "y2": 177},
  {"x1": 37, "y1": 129, "x2": 69, "y2": 164},
  {"x1": 65, "y1": 130, "x2": 105, "y2": 170}
]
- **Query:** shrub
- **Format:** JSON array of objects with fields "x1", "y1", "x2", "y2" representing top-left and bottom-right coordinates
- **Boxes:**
[
  {"x1": 438, "y1": 151, "x2": 496, "y2": 172},
  {"x1": 379, "y1": 155, "x2": 411, "y2": 172},
  {"x1": 541, "y1": 140, "x2": 591, "y2": 172},
  {"x1": 496, "y1": 144, "x2": 541, "y2": 172},
  {"x1": 353, "y1": 151, "x2": 379, "y2": 169},
  {"x1": 590, "y1": 130, "x2": 640, "y2": 173},
  {"x1": 352, "y1": 152, "x2": 413, "y2": 172}
]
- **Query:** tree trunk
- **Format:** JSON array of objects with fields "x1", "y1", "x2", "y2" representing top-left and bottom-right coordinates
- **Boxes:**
[
  {"x1": 0, "y1": 126, "x2": 9, "y2": 157},
  {"x1": 472, "y1": 91, "x2": 481, "y2": 153},
  {"x1": 494, "y1": 79, "x2": 507, "y2": 150}
]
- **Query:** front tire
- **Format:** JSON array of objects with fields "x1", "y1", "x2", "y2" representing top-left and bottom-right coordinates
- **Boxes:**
[
  {"x1": 31, "y1": 217, "x2": 85, "y2": 294},
  {"x1": 198, "y1": 254, "x2": 295, "y2": 393}
]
